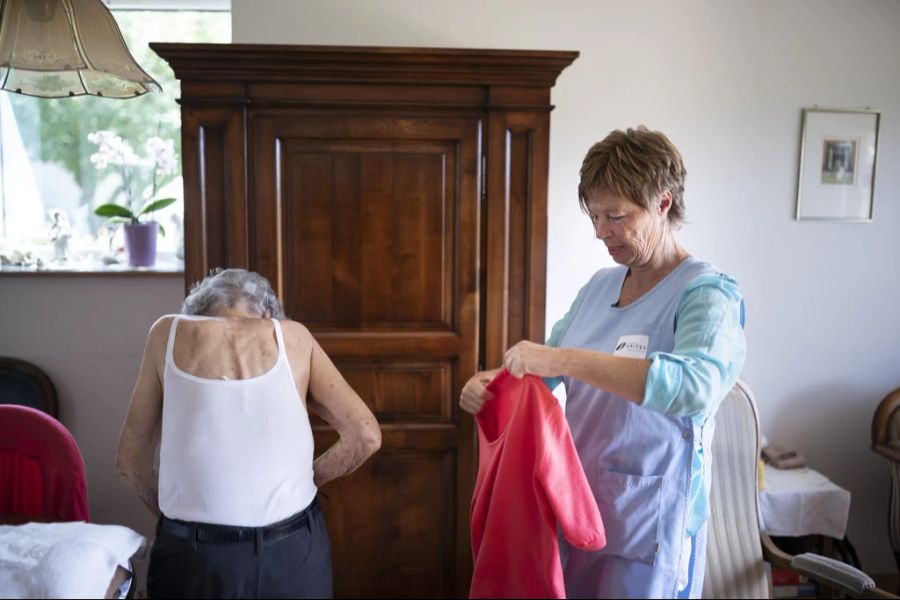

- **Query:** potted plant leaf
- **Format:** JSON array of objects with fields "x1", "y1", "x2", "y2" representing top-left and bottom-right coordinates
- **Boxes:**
[{"x1": 89, "y1": 130, "x2": 178, "y2": 267}]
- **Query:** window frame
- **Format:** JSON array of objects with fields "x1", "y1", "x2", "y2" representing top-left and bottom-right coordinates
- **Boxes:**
[{"x1": 0, "y1": 4, "x2": 230, "y2": 276}]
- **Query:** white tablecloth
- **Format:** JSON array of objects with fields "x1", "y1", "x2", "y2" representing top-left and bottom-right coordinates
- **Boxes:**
[{"x1": 758, "y1": 466, "x2": 851, "y2": 539}]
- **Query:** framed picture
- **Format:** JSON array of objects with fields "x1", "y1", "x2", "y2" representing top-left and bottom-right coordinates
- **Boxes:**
[{"x1": 795, "y1": 107, "x2": 880, "y2": 221}]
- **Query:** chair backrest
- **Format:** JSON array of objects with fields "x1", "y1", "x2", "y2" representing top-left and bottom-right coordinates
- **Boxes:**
[
  {"x1": 873, "y1": 388, "x2": 900, "y2": 448},
  {"x1": 703, "y1": 379, "x2": 769, "y2": 599},
  {"x1": 0, "y1": 404, "x2": 89, "y2": 521},
  {"x1": 872, "y1": 388, "x2": 900, "y2": 569},
  {"x1": 0, "y1": 356, "x2": 59, "y2": 418}
]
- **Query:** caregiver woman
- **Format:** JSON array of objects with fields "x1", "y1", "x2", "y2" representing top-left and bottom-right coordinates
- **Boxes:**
[{"x1": 460, "y1": 126, "x2": 746, "y2": 599}]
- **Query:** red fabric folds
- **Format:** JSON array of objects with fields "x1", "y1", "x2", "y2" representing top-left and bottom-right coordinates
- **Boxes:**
[
  {"x1": 470, "y1": 370, "x2": 604, "y2": 598},
  {"x1": 0, "y1": 405, "x2": 89, "y2": 521}
]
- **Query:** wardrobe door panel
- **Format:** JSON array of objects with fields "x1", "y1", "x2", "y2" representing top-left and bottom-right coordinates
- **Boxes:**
[
  {"x1": 254, "y1": 115, "x2": 480, "y2": 598},
  {"x1": 180, "y1": 106, "x2": 247, "y2": 283}
]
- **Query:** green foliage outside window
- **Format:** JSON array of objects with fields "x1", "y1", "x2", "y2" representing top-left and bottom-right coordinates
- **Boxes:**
[{"x1": 4, "y1": 11, "x2": 229, "y2": 242}]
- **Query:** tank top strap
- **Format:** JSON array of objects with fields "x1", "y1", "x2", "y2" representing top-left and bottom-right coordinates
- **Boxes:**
[
  {"x1": 271, "y1": 318, "x2": 286, "y2": 357},
  {"x1": 165, "y1": 315, "x2": 181, "y2": 365}
]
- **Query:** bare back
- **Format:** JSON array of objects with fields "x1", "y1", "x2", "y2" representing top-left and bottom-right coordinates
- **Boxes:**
[{"x1": 164, "y1": 317, "x2": 313, "y2": 407}]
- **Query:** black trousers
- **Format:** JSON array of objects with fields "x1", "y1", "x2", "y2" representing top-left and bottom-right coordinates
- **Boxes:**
[{"x1": 148, "y1": 498, "x2": 332, "y2": 599}]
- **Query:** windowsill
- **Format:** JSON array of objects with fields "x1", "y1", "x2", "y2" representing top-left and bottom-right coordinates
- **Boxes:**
[{"x1": 0, "y1": 259, "x2": 184, "y2": 277}]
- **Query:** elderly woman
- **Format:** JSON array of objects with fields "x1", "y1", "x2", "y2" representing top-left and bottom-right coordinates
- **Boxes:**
[
  {"x1": 115, "y1": 268, "x2": 381, "y2": 599},
  {"x1": 460, "y1": 127, "x2": 746, "y2": 599}
]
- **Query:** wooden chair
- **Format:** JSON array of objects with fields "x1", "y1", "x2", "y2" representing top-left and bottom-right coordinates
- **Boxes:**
[
  {"x1": 0, "y1": 356, "x2": 59, "y2": 418},
  {"x1": 873, "y1": 387, "x2": 900, "y2": 587},
  {"x1": 703, "y1": 379, "x2": 895, "y2": 599}
]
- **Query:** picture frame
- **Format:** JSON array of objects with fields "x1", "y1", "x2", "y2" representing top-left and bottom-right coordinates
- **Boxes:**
[{"x1": 795, "y1": 107, "x2": 880, "y2": 222}]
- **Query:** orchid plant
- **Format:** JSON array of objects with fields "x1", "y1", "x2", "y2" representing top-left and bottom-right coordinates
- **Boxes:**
[{"x1": 89, "y1": 130, "x2": 178, "y2": 235}]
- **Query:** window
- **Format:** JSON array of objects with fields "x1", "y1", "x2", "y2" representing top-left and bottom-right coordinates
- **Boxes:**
[{"x1": 0, "y1": 3, "x2": 230, "y2": 271}]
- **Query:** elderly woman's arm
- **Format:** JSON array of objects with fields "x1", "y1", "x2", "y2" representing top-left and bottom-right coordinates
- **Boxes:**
[
  {"x1": 306, "y1": 338, "x2": 382, "y2": 488},
  {"x1": 505, "y1": 274, "x2": 746, "y2": 419},
  {"x1": 113, "y1": 317, "x2": 169, "y2": 516}
]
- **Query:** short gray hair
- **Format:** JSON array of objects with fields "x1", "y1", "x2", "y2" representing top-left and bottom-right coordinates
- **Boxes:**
[{"x1": 181, "y1": 268, "x2": 286, "y2": 319}]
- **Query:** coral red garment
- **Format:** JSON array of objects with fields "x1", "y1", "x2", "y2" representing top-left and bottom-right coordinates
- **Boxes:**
[{"x1": 470, "y1": 370, "x2": 604, "y2": 599}]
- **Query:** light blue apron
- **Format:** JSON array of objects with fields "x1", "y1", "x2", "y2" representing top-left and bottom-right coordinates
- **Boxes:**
[{"x1": 559, "y1": 257, "x2": 716, "y2": 599}]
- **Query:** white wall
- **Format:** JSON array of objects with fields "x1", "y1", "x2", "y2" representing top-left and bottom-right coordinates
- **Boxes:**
[
  {"x1": 233, "y1": 0, "x2": 900, "y2": 573},
  {"x1": 0, "y1": 276, "x2": 184, "y2": 547}
]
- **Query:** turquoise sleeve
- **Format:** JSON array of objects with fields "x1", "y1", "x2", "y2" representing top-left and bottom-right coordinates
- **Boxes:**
[{"x1": 642, "y1": 273, "x2": 747, "y2": 419}]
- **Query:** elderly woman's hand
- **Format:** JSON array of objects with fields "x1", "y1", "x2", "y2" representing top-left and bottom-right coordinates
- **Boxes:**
[
  {"x1": 503, "y1": 341, "x2": 562, "y2": 379},
  {"x1": 459, "y1": 370, "x2": 497, "y2": 415}
]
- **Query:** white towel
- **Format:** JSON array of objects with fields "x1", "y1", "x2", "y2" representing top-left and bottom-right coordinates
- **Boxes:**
[{"x1": 0, "y1": 522, "x2": 145, "y2": 599}]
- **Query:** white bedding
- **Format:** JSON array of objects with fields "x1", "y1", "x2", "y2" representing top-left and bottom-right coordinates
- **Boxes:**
[{"x1": 0, "y1": 522, "x2": 145, "y2": 599}]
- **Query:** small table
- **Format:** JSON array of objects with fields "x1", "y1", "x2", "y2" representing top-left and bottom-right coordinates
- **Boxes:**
[{"x1": 759, "y1": 466, "x2": 851, "y2": 539}]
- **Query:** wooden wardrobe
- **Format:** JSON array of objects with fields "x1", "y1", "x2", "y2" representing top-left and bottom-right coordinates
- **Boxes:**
[{"x1": 152, "y1": 43, "x2": 576, "y2": 598}]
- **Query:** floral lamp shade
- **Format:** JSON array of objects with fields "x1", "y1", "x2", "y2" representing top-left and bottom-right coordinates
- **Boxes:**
[{"x1": 0, "y1": 0, "x2": 160, "y2": 98}]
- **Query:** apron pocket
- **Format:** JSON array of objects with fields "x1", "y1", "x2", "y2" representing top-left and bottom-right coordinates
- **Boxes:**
[{"x1": 591, "y1": 467, "x2": 664, "y2": 565}]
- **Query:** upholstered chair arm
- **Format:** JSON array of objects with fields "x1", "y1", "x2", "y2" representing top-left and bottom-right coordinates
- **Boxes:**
[{"x1": 762, "y1": 533, "x2": 898, "y2": 599}]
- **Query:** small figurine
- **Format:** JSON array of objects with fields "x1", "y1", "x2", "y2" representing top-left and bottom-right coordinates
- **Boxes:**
[{"x1": 48, "y1": 209, "x2": 72, "y2": 263}]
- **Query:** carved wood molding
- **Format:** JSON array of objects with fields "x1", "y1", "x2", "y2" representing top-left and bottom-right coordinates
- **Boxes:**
[{"x1": 151, "y1": 43, "x2": 578, "y2": 88}]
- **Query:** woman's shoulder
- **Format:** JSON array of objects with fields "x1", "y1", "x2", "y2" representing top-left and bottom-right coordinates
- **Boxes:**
[
  {"x1": 278, "y1": 320, "x2": 317, "y2": 373},
  {"x1": 278, "y1": 319, "x2": 315, "y2": 342},
  {"x1": 144, "y1": 314, "x2": 216, "y2": 341},
  {"x1": 679, "y1": 269, "x2": 743, "y2": 313},
  {"x1": 683, "y1": 265, "x2": 742, "y2": 298},
  {"x1": 148, "y1": 314, "x2": 177, "y2": 336},
  {"x1": 147, "y1": 313, "x2": 222, "y2": 338},
  {"x1": 140, "y1": 315, "x2": 178, "y2": 360}
]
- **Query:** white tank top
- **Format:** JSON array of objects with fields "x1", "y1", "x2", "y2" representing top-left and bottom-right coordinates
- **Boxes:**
[{"x1": 158, "y1": 315, "x2": 317, "y2": 527}]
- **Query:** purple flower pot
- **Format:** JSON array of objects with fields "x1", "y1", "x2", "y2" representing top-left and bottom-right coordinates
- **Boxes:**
[{"x1": 124, "y1": 222, "x2": 158, "y2": 267}]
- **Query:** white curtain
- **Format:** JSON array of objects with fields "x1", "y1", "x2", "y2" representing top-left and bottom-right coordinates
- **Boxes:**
[{"x1": 0, "y1": 92, "x2": 43, "y2": 246}]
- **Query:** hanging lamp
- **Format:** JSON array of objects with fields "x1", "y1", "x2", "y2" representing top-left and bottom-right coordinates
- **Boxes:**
[{"x1": 0, "y1": 0, "x2": 160, "y2": 99}]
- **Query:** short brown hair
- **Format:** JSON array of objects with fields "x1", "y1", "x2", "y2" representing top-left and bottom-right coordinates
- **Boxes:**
[{"x1": 578, "y1": 126, "x2": 686, "y2": 225}]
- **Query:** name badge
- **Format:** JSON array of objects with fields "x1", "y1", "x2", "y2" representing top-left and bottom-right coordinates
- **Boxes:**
[{"x1": 613, "y1": 334, "x2": 649, "y2": 358}]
